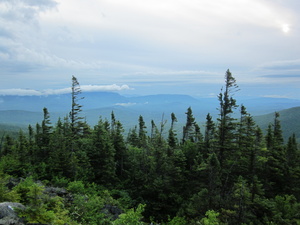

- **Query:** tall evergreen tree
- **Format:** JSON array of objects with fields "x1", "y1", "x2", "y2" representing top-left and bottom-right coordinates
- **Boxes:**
[
  {"x1": 182, "y1": 107, "x2": 196, "y2": 143},
  {"x1": 286, "y1": 133, "x2": 300, "y2": 197},
  {"x1": 112, "y1": 120, "x2": 127, "y2": 178},
  {"x1": 237, "y1": 105, "x2": 257, "y2": 177},
  {"x1": 204, "y1": 113, "x2": 215, "y2": 157},
  {"x1": 1, "y1": 135, "x2": 14, "y2": 156},
  {"x1": 150, "y1": 120, "x2": 156, "y2": 141},
  {"x1": 40, "y1": 107, "x2": 52, "y2": 159},
  {"x1": 216, "y1": 69, "x2": 239, "y2": 203},
  {"x1": 90, "y1": 119, "x2": 116, "y2": 186},
  {"x1": 138, "y1": 115, "x2": 147, "y2": 148},
  {"x1": 265, "y1": 112, "x2": 287, "y2": 196},
  {"x1": 111, "y1": 111, "x2": 126, "y2": 177},
  {"x1": 68, "y1": 76, "x2": 85, "y2": 179},
  {"x1": 127, "y1": 126, "x2": 139, "y2": 147},
  {"x1": 69, "y1": 75, "x2": 84, "y2": 139},
  {"x1": 48, "y1": 118, "x2": 73, "y2": 179},
  {"x1": 207, "y1": 152, "x2": 221, "y2": 208},
  {"x1": 286, "y1": 133, "x2": 298, "y2": 168},
  {"x1": 217, "y1": 69, "x2": 239, "y2": 167},
  {"x1": 168, "y1": 112, "x2": 178, "y2": 149}
]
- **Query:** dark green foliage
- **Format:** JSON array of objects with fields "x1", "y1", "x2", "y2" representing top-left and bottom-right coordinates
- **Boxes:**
[
  {"x1": 70, "y1": 75, "x2": 85, "y2": 139},
  {"x1": 111, "y1": 113, "x2": 127, "y2": 178},
  {"x1": 138, "y1": 115, "x2": 147, "y2": 148},
  {"x1": 168, "y1": 112, "x2": 178, "y2": 148},
  {"x1": 182, "y1": 107, "x2": 197, "y2": 143},
  {"x1": 1, "y1": 72, "x2": 300, "y2": 224},
  {"x1": 90, "y1": 118, "x2": 117, "y2": 186},
  {"x1": 264, "y1": 112, "x2": 288, "y2": 197},
  {"x1": 204, "y1": 113, "x2": 215, "y2": 155},
  {"x1": 217, "y1": 69, "x2": 239, "y2": 167}
]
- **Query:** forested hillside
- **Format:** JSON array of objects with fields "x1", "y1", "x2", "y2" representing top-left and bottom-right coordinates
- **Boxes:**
[
  {"x1": 254, "y1": 106, "x2": 300, "y2": 142},
  {"x1": 0, "y1": 71, "x2": 300, "y2": 224}
]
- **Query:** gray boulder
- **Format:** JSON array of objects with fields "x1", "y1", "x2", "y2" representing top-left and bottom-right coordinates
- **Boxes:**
[{"x1": 0, "y1": 202, "x2": 25, "y2": 225}]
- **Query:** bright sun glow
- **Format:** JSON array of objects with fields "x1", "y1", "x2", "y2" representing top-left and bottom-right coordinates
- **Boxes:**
[{"x1": 282, "y1": 24, "x2": 290, "y2": 33}]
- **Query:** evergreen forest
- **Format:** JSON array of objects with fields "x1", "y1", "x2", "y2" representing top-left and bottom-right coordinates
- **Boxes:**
[{"x1": 0, "y1": 70, "x2": 300, "y2": 224}]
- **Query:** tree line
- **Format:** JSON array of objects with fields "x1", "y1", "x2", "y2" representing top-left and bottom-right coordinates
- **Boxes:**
[{"x1": 0, "y1": 71, "x2": 300, "y2": 224}]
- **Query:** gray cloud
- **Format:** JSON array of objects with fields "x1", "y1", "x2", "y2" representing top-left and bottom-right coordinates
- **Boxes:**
[
  {"x1": 260, "y1": 74, "x2": 300, "y2": 78},
  {"x1": 0, "y1": 0, "x2": 57, "y2": 22},
  {"x1": 1, "y1": 0, "x2": 300, "y2": 98},
  {"x1": 258, "y1": 59, "x2": 300, "y2": 71}
]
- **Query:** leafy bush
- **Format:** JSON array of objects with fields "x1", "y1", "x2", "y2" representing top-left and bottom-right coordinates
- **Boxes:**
[{"x1": 113, "y1": 204, "x2": 146, "y2": 225}]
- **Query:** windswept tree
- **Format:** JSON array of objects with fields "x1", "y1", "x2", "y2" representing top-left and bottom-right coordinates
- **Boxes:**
[
  {"x1": 217, "y1": 69, "x2": 239, "y2": 167},
  {"x1": 67, "y1": 76, "x2": 86, "y2": 179},
  {"x1": 69, "y1": 75, "x2": 84, "y2": 139},
  {"x1": 215, "y1": 69, "x2": 239, "y2": 202}
]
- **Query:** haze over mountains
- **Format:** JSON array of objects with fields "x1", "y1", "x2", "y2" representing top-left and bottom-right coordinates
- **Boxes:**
[
  {"x1": 1, "y1": 91, "x2": 300, "y2": 117},
  {"x1": 1, "y1": 91, "x2": 300, "y2": 141}
]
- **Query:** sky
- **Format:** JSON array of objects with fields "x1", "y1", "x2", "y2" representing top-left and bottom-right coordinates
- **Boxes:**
[{"x1": 0, "y1": 0, "x2": 300, "y2": 98}]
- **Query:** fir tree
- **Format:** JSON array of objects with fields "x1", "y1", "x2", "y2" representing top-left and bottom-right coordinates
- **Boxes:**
[
  {"x1": 217, "y1": 69, "x2": 239, "y2": 167},
  {"x1": 168, "y1": 112, "x2": 178, "y2": 149},
  {"x1": 204, "y1": 113, "x2": 215, "y2": 157},
  {"x1": 69, "y1": 75, "x2": 84, "y2": 139},
  {"x1": 182, "y1": 107, "x2": 196, "y2": 143},
  {"x1": 138, "y1": 115, "x2": 147, "y2": 148}
]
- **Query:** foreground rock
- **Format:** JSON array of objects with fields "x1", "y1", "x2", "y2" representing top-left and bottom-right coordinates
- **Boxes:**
[{"x1": 0, "y1": 202, "x2": 25, "y2": 225}]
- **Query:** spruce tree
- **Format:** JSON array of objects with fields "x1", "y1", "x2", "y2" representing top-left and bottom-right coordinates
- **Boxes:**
[
  {"x1": 138, "y1": 115, "x2": 147, "y2": 148},
  {"x1": 112, "y1": 119, "x2": 127, "y2": 178},
  {"x1": 68, "y1": 76, "x2": 85, "y2": 179},
  {"x1": 216, "y1": 69, "x2": 239, "y2": 202},
  {"x1": 237, "y1": 105, "x2": 257, "y2": 178},
  {"x1": 265, "y1": 112, "x2": 287, "y2": 196},
  {"x1": 41, "y1": 107, "x2": 52, "y2": 159},
  {"x1": 182, "y1": 107, "x2": 196, "y2": 143},
  {"x1": 127, "y1": 126, "x2": 139, "y2": 147},
  {"x1": 217, "y1": 69, "x2": 239, "y2": 167},
  {"x1": 69, "y1": 75, "x2": 84, "y2": 139},
  {"x1": 204, "y1": 113, "x2": 215, "y2": 158},
  {"x1": 90, "y1": 119, "x2": 116, "y2": 186},
  {"x1": 168, "y1": 112, "x2": 178, "y2": 149},
  {"x1": 48, "y1": 118, "x2": 73, "y2": 179}
]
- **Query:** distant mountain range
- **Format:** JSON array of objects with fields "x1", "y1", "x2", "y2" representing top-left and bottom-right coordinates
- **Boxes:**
[{"x1": 1, "y1": 92, "x2": 300, "y2": 141}]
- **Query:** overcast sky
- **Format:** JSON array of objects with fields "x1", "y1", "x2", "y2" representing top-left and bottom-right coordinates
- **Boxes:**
[{"x1": 0, "y1": 0, "x2": 300, "y2": 98}]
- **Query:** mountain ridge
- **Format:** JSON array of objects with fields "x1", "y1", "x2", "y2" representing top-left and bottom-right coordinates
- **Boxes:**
[{"x1": 1, "y1": 107, "x2": 299, "y2": 142}]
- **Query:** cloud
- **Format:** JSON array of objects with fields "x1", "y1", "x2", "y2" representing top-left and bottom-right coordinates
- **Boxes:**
[
  {"x1": 49, "y1": 0, "x2": 296, "y2": 51},
  {"x1": 81, "y1": 84, "x2": 133, "y2": 92},
  {"x1": 0, "y1": 0, "x2": 57, "y2": 22},
  {"x1": 115, "y1": 102, "x2": 136, "y2": 107},
  {"x1": 260, "y1": 74, "x2": 300, "y2": 78},
  {"x1": 258, "y1": 59, "x2": 300, "y2": 71},
  {"x1": 0, "y1": 84, "x2": 133, "y2": 96},
  {"x1": 253, "y1": 59, "x2": 300, "y2": 84},
  {"x1": 121, "y1": 70, "x2": 223, "y2": 84},
  {"x1": 0, "y1": 88, "x2": 43, "y2": 96},
  {"x1": 261, "y1": 95, "x2": 291, "y2": 99},
  {"x1": 1, "y1": 0, "x2": 300, "y2": 98}
]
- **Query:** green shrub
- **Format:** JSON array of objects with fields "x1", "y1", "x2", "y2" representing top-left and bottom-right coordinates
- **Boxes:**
[{"x1": 113, "y1": 204, "x2": 146, "y2": 225}]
